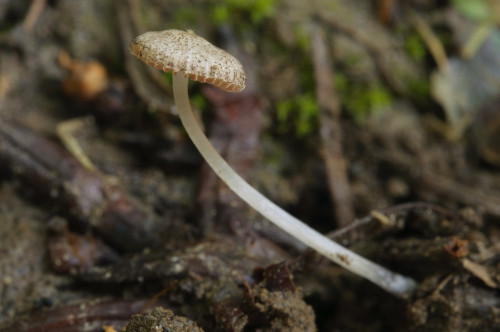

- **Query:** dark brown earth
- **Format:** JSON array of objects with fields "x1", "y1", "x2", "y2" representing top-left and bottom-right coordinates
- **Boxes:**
[{"x1": 0, "y1": 1, "x2": 499, "y2": 331}]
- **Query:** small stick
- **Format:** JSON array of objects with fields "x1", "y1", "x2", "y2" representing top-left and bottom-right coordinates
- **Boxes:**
[
  {"x1": 310, "y1": 24, "x2": 355, "y2": 227},
  {"x1": 0, "y1": 117, "x2": 160, "y2": 250},
  {"x1": 1, "y1": 300, "x2": 168, "y2": 332},
  {"x1": 22, "y1": 0, "x2": 47, "y2": 31},
  {"x1": 376, "y1": 149, "x2": 500, "y2": 217},
  {"x1": 411, "y1": 12, "x2": 448, "y2": 71},
  {"x1": 461, "y1": 23, "x2": 493, "y2": 59},
  {"x1": 56, "y1": 116, "x2": 97, "y2": 172}
]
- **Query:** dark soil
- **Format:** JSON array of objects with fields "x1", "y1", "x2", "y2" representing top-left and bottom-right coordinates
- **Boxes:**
[{"x1": 0, "y1": 0, "x2": 499, "y2": 331}]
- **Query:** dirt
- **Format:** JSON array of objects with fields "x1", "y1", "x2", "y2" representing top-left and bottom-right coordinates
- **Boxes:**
[{"x1": 0, "y1": 0, "x2": 499, "y2": 331}]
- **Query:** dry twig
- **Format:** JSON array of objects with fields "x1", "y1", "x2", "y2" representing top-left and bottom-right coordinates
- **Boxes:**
[
  {"x1": 310, "y1": 24, "x2": 354, "y2": 227},
  {"x1": 22, "y1": 0, "x2": 46, "y2": 31},
  {"x1": 411, "y1": 12, "x2": 448, "y2": 70}
]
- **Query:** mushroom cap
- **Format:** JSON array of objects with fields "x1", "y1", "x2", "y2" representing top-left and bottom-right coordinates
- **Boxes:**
[{"x1": 130, "y1": 29, "x2": 246, "y2": 92}]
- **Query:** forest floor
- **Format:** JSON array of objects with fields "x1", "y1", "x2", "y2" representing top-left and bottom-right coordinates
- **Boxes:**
[{"x1": 0, "y1": 0, "x2": 499, "y2": 331}]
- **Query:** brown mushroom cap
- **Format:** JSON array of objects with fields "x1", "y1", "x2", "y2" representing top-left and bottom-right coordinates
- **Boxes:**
[{"x1": 130, "y1": 29, "x2": 246, "y2": 92}]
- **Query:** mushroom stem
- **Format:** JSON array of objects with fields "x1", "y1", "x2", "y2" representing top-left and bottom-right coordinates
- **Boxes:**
[{"x1": 172, "y1": 73, "x2": 417, "y2": 297}]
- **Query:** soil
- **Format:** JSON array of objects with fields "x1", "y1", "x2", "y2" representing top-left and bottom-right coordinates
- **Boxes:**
[{"x1": 0, "y1": 0, "x2": 499, "y2": 331}]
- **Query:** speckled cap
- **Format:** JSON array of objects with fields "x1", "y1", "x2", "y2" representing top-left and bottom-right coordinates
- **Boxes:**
[{"x1": 130, "y1": 29, "x2": 246, "y2": 92}]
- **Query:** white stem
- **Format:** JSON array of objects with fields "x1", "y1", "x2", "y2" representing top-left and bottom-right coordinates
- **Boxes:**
[{"x1": 173, "y1": 73, "x2": 417, "y2": 297}]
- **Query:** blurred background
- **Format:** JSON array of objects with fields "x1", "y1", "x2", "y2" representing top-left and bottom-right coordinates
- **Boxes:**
[{"x1": 0, "y1": 0, "x2": 499, "y2": 331}]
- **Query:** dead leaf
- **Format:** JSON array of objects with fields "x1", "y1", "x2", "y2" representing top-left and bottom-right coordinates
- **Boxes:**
[{"x1": 462, "y1": 258, "x2": 497, "y2": 288}]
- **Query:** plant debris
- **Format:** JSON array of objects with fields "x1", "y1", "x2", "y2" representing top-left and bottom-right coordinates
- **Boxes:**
[{"x1": 0, "y1": 0, "x2": 499, "y2": 331}]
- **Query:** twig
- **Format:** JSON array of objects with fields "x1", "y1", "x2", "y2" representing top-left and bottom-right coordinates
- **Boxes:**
[
  {"x1": 0, "y1": 117, "x2": 162, "y2": 251},
  {"x1": 411, "y1": 12, "x2": 448, "y2": 70},
  {"x1": 316, "y1": 7, "x2": 420, "y2": 96},
  {"x1": 1, "y1": 300, "x2": 169, "y2": 331},
  {"x1": 22, "y1": 0, "x2": 47, "y2": 31},
  {"x1": 376, "y1": 150, "x2": 500, "y2": 217},
  {"x1": 326, "y1": 201, "x2": 455, "y2": 245},
  {"x1": 117, "y1": 0, "x2": 174, "y2": 114},
  {"x1": 139, "y1": 282, "x2": 178, "y2": 314},
  {"x1": 461, "y1": 23, "x2": 494, "y2": 59},
  {"x1": 56, "y1": 116, "x2": 97, "y2": 172},
  {"x1": 415, "y1": 171, "x2": 500, "y2": 217},
  {"x1": 310, "y1": 24, "x2": 355, "y2": 227},
  {"x1": 0, "y1": 75, "x2": 9, "y2": 100}
]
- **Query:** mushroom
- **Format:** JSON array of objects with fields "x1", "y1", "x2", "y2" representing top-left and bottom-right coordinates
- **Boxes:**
[{"x1": 129, "y1": 29, "x2": 417, "y2": 297}]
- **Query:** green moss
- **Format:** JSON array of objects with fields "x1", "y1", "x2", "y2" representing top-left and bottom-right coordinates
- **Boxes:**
[
  {"x1": 408, "y1": 78, "x2": 431, "y2": 102},
  {"x1": 190, "y1": 94, "x2": 207, "y2": 111},
  {"x1": 343, "y1": 54, "x2": 364, "y2": 67},
  {"x1": 277, "y1": 93, "x2": 318, "y2": 137},
  {"x1": 171, "y1": 7, "x2": 201, "y2": 28},
  {"x1": 333, "y1": 73, "x2": 348, "y2": 93},
  {"x1": 334, "y1": 73, "x2": 393, "y2": 122},
  {"x1": 405, "y1": 33, "x2": 427, "y2": 62},
  {"x1": 276, "y1": 75, "x2": 393, "y2": 134},
  {"x1": 210, "y1": 0, "x2": 276, "y2": 26},
  {"x1": 248, "y1": 0, "x2": 276, "y2": 23},
  {"x1": 294, "y1": 25, "x2": 311, "y2": 52},
  {"x1": 161, "y1": 72, "x2": 173, "y2": 89},
  {"x1": 275, "y1": 51, "x2": 319, "y2": 138},
  {"x1": 211, "y1": 5, "x2": 230, "y2": 25},
  {"x1": 349, "y1": 86, "x2": 392, "y2": 121}
]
